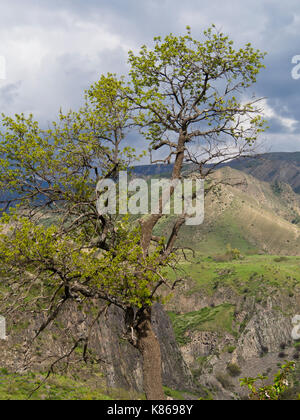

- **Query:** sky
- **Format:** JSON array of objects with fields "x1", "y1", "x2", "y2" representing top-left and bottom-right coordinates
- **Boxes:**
[{"x1": 1, "y1": 0, "x2": 300, "y2": 154}]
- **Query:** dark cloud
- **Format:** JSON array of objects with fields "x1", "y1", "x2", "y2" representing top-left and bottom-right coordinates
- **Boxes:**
[{"x1": 0, "y1": 0, "x2": 300, "y2": 151}]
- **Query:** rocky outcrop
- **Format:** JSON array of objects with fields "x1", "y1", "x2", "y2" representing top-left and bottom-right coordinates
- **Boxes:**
[
  {"x1": 1, "y1": 280, "x2": 300, "y2": 400},
  {"x1": 0, "y1": 301, "x2": 194, "y2": 396},
  {"x1": 169, "y1": 289, "x2": 300, "y2": 400},
  {"x1": 86, "y1": 303, "x2": 194, "y2": 393}
]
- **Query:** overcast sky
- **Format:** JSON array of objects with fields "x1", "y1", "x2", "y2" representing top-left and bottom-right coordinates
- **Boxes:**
[{"x1": 1, "y1": 0, "x2": 300, "y2": 154}]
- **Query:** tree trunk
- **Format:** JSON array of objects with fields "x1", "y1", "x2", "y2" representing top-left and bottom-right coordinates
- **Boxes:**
[
  {"x1": 135, "y1": 307, "x2": 165, "y2": 400},
  {"x1": 136, "y1": 130, "x2": 187, "y2": 400}
]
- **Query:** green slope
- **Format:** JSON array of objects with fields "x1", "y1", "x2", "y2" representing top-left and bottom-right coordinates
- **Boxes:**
[
  {"x1": 168, "y1": 254, "x2": 300, "y2": 298},
  {"x1": 154, "y1": 167, "x2": 300, "y2": 256}
]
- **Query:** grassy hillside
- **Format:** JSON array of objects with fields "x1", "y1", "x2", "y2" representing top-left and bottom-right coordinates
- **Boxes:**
[
  {"x1": 168, "y1": 304, "x2": 235, "y2": 346},
  {"x1": 0, "y1": 369, "x2": 114, "y2": 400},
  {"x1": 0, "y1": 369, "x2": 199, "y2": 400},
  {"x1": 154, "y1": 167, "x2": 300, "y2": 256},
  {"x1": 1, "y1": 159, "x2": 300, "y2": 400},
  {"x1": 168, "y1": 254, "x2": 300, "y2": 299}
]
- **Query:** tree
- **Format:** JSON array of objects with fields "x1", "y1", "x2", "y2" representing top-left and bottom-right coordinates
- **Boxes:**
[
  {"x1": 0, "y1": 26, "x2": 267, "y2": 400},
  {"x1": 0, "y1": 73, "x2": 173, "y2": 400},
  {"x1": 124, "y1": 25, "x2": 266, "y2": 398}
]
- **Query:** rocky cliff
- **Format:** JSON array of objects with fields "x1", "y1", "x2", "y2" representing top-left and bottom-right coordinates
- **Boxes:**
[
  {"x1": 1, "y1": 279, "x2": 299, "y2": 400},
  {"x1": 165, "y1": 276, "x2": 300, "y2": 399},
  {"x1": 0, "y1": 301, "x2": 195, "y2": 398}
]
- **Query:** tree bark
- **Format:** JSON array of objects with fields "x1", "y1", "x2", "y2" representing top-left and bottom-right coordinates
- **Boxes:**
[
  {"x1": 136, "y1": 130, "x2": 187, "y2": 400},
  {"x1": 135, "y1": 307, "x2": 165, "y2": 400},
  {"x1": 140, "y1": 130, "x2": 187, "y2": 253}
]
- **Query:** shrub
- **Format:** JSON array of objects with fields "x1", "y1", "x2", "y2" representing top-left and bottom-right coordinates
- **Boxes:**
[
  {"x1": 278, "y1": 352, "x2": 287, "y2": 359},
  {"x1": 274, "y1": 257, "x2": 288, "y2": 263},
  {"x1": 213, "y1": 245, "x2": 242, "y2": 263},
  {"x1": 227, "y1": 363, "x2": 241, "y2": 377},
  {"x1": 280, "y1": 343, "x2": 286, "y2": 350},
  {"x1": 272, "y1": 181, "x2": 283, "y2": 196},
  {"x1": 226, "y1": 346, "x2": 236, "y2": 354},
  {"x1": 291, "y1": 215, "x2": 300, "y2": 225}
]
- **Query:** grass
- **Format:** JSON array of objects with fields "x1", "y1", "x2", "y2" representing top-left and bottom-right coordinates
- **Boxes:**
[
  {"x1": 163, "y1": 386, "x2": 186, "y2": 400},
  {"x1": 154, "y1": 210, "x2": 256, "y2": 256},
  {"x1": 0, "y1": 369, "x2": 145, "y2": 400},
  {"x1": 166, "y1": 253, "x2": 300, "y2": 347},
  {"x1": 0, "y1": 370, "x2": 198, "y2": 401},
  {"x1": 163, "y1": 385, "x2": 212, "y2": 401},
  {"x1": 168, "y1": 254, "x2": 300, "y2": 299},
  {"x1": 168, "y1": 304, "x2": 235, "y2": 346}
]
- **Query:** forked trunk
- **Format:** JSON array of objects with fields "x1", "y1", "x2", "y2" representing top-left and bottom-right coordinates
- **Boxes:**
[{"x1": 135, "y1": 307, "x2": 165, "y2": 400}]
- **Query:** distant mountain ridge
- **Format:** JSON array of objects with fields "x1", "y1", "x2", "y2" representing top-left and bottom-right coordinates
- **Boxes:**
[
  {"x1": 133, "y1": 152, "x2": 300, "y2": 194},
  {"x1": 224, "y1": 152, "x2": 300, "y2": 194}
]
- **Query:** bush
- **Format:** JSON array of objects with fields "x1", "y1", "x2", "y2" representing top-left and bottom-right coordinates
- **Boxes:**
[
  {"x1": 227, "y1": 363, "x2": 241, "y2": 377},
  {"x1": 294, "y1": 342, "x2": 300, "y2": 351},
  {"x1": 241, "y1": 362, "x2": 296, "y2": 400},
  {"x1": 291, "y1": 215, "x2": 300, "y2": 225},
  {"x1": 272, "y1": 181, "x2": 283, "y2": 196},
  {"x1": 278, "y1": 352, "x2": 287, "y2": 359},
  {"x1": 274, "y1": 257, "x2": 288, "y2": 263},
  {"x1": 230, "y1": 247, "x2": 241, "y2": 260},
  {"x1": 226, "y1": 346, "x2": 236, "y2": 354},
  {"x1": 213, "y1": 246, "x2": 242, "y2": 263},
  {"x1": 279, "y1": 343, "x2": 286, "y2": 350}
]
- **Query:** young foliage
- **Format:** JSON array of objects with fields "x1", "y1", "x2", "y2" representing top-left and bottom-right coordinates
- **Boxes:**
[
  {"x1": 240, "y1": 362, "x2": 296, "y2": 400},
  {"x1": 128, "y1": 25, "x2": 266, "y2": 163},
  {"x1": 0, "y1": 214, "x2": 170, "y2": 314}
]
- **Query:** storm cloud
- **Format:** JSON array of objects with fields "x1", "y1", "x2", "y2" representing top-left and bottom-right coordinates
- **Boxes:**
[{"x1": 0, "y1": 0, "x2": 300, "y2": 151}]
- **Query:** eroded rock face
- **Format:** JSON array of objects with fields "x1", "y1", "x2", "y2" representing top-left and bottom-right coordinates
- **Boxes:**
[
  {"x1": 237, "y1": 310, "x2": 293, "y2": 360},
  {"x1": 83, "y1": 303, "x2": 194, "y2": 393},
  {"x1": 172, "y1": 291, "x2": 300, "y2": 400},
  {"x1": 0, "y1": 302, "x2": 194, "y2": 395},
  {"x1": 1, "y1": 286, "x2": 300, "y2": 400}
]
